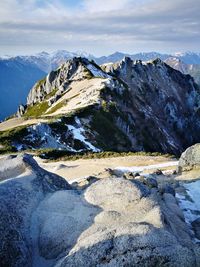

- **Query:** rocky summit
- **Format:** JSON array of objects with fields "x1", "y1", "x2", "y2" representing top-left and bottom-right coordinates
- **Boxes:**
[
  {"x1": 1, "y1": 56, "x2": 200, "y2": 156},
  {"x1": 1, "y1": 153, "x2": 200, "y2": 267}
]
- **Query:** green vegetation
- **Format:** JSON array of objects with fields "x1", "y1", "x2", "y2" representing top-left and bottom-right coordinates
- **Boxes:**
[
  {"x1": 90, "y1": 108, "x2": 131, "y2": 151},
  {"x1": 83, "y1": 68, "x2": 93, "y2": 79},
  {"x1": 0, "y1": 144, "x2": 15, "y2": 154},
  {"x1": 4, "y1": 114, "x2": 16, "y2": 121},
  {"x1": 45, "y1": 88, "x2": 58, "y2": 99},
  {"x1": 24, "y1": 88, "x2": 59, "y2": 118},
  {"x1": 46, "y1": 99, "x2": 67, "y2": 114},
  {"x1": 36, "y1": 77, "x2": 46, "y2": 88},
  {"x1": 36, "y1": 149, "x2": 174, "y2": 161},
  {"x1": 24, "y1": 101, "x2": 49, "y2": 118},
  {"x1": 0, "y1": 125, "x2": 29, "y2": 154}
]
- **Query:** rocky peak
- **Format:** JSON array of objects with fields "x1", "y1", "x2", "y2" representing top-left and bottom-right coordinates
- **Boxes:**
[
  {"x1": 26, "y1": 57, "x2": 109, "y2": 106},
  {"x1": 151, "y1": 57, "x2": 165, "y2": 65}
]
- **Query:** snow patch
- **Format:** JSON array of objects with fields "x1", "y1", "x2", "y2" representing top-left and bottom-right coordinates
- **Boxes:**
[
  {"x1": 176, "y1": 180, "x2": 200, "y2": 225},
  {"x1": 87, "y1": 64, "x2": 110, "y2": 78},
  {"x1": 68, "y1": 117, "x2": 100, "y2": 152},
  {"x1": 115, "y1": 161, "x2": 178, "y2": 173}
]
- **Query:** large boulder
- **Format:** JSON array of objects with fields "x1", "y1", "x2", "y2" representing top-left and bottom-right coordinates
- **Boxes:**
[
  {"x1": 56, "y1": 178, "x2": 196, "y2": 267},
  {"x1": 0, "y1": 155, "x2": 199, "y2": 267},
  {"x1": 0, "y1": 154, "x2": 71, "y2": 267},
  {"x1": 178, "y1": 143, "x2": 200, "y2": 172}
]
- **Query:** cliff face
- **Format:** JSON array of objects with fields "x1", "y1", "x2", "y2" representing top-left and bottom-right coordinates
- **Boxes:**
[
  {"x1": 2, "y1": 56, "x2": 200, "y2": 155},
  {"x1": 165, "y1": 57, "x2": 200, "y2": 85},
  {"x1": 103, "y1": 57, "x2": 200, "y2": 154}
]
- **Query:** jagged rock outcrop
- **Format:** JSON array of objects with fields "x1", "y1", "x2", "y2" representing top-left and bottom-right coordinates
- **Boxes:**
[
  {"x1": 103, "y1": 57, "x2": 200, "y2": 154},
  {"x1": 26, "y1": 57, "x2": 109, "y2": 106},
  {"x1": 1, "y1": 56, "x2": 200, "y2": 155},
  {"x1": 165, "y1": 57, "x2": 200, "y2": 85},
  {"x1": 178, "y1": 143, "x2": 200, "y2": 172},
  {"x1": 17, "y1": 104, "x2": 26, "y2": 117},
  {"x1": 0, "y1": 154, "x2": 200, "y2": 266}
]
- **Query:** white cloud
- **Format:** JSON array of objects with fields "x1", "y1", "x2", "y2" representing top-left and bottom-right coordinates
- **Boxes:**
[
  {"x1": 0, "y1": 0, "x2": 199, "y2": 55},
  {"x1": 83, "y1": 0, "x2": 131, "y2": 12}
]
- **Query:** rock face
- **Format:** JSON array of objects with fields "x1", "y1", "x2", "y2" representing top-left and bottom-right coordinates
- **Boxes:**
[
  {"x1": 192, "y1": 218, "x2": 200, "y2": 240},
  {"x1": 0, "y1": 154, "x2": 199, "y2": 266},
  {"x1": 178, "y1": 143, "x2": 200, "y2": 172},
  {"x1": 2, "y1": 56, "x2": 200, "y2": 155},
  {"x1": 104, "y1": 57, "x2": 200, "y2": 155},
  {"x1": 165, "y1": 57, "x2": 200, "y2": 85}
]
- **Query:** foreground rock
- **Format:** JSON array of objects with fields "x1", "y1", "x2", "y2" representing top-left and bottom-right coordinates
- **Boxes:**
[
  {"x1": 178, "y1": 143, "x2": 200, "y2": 172},
  {"x1": 0, "y1": 154, "x2": 200, "y2": 266},
  {"x1": 0, "y1": 154, "x2": 71, "y2": 267}
]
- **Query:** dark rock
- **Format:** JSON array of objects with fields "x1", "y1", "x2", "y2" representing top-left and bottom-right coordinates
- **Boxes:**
[
  {"x1": 144, "y1": 177, "x2": 158, "y2": 188},
  {"x1": 159, "y1": 184, "x2": 175, "y2": 196},
  {"x1": 192, "y1": 218, "x2": 200, "y2": 240},
  {"x1": 17, "y1": 104, "x2": 27, "y2": 117},
  {"x1": 123, "y1": 171, "x2": 135, "y2": 179},
  {"x1": 154, "y1": 169, "x2": 163, "y2": 175},
  {"x1": 133, "y1": 172, "x2": 140, "y2": 177}
]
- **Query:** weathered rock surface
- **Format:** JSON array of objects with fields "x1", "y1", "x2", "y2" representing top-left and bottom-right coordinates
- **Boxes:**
[
  {"x1": 178, "y1": 143, "x2": 200, "y2": 172},
  {"x1": 57, "y1": 178, "x2": 196, "y2": 267},
  {"x1": 192, "y1": 218, "x2": 200, "y2": 240},
  {"x1": 0, "y1": 154, "x2": 71, "y2": 267},
  {"x1": 105, "y1": 57, "x2": 200, "y2": 155},
  {"x1": 0, "y1": 154, "x2": 200, "y2": 266}
]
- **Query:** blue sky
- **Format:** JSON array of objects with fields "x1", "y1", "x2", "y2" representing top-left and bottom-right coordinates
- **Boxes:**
[
  {"x1": 34, "y1": 0, "x2": 83, "y2": 9},
  {"x1": 0, "y1": 0, "x2": 199, "y2": 56}
]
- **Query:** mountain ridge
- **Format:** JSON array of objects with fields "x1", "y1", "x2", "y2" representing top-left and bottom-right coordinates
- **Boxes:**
[
  {"x1": 1, "y1": 50, "x2": 200, "y2": 121},
  {"x1": 1, "y1": 56, "x2": 200, "y2": 156}
]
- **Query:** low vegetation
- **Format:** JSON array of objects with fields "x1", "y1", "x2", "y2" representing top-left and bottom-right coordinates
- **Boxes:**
[
  {"x1": 0, "y1": 125, "x2": 29, "y2": 154},
  {"x1": 36, "y1": 77, "x2": 46, "y2": 88},
  {"x1": 46, "y1": 99, "x2": 67, "y2": 114},
  {"x1": 24, "y1": 101, "x2": 49, "y2": 118},
  {"x1": 36, "y1": 149, "x2": 174, "y2": 161}
]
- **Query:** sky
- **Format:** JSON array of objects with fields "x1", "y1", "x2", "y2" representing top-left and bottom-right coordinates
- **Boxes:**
[{"x1": 0, "y1": 0, "x2": 199, "y2": 56}]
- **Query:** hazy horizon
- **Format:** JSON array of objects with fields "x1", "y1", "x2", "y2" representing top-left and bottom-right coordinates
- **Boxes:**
[{"x1": 1, "y1": 49, "x2": 200, "y2": 59}]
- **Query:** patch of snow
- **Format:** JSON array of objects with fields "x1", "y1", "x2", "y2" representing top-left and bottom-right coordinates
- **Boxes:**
[
  {"x1": 16, "y1": 144, "x2": 23, "y2": 151},
  {"x1": 115, "y1": 161, "x2": 178, "y2": 173},
  {"x1": 87, "y1": 64, "x2": 110, "y2": 78},
  {"x1": 68, "y1": 117, "x2": 100, "y2": 152},
  {"x1": 176, "y1": 180, "x2": 200, "y2": 225}
]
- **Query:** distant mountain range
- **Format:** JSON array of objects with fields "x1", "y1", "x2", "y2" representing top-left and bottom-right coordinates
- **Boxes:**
[
  {"x1": 2, "y1": 50, "x2": 200, "y2": 71},
  {"x1": 0, "y1": 50, "x2": 200, "y2": 120}
]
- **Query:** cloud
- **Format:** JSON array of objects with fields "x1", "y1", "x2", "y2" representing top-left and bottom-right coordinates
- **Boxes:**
[
  {"x1": 0, "y1": 0, "x2": 199, "y2": 55},
  {"x1": 83, "y1": 0, "x2": 132, "y2": 12}
]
